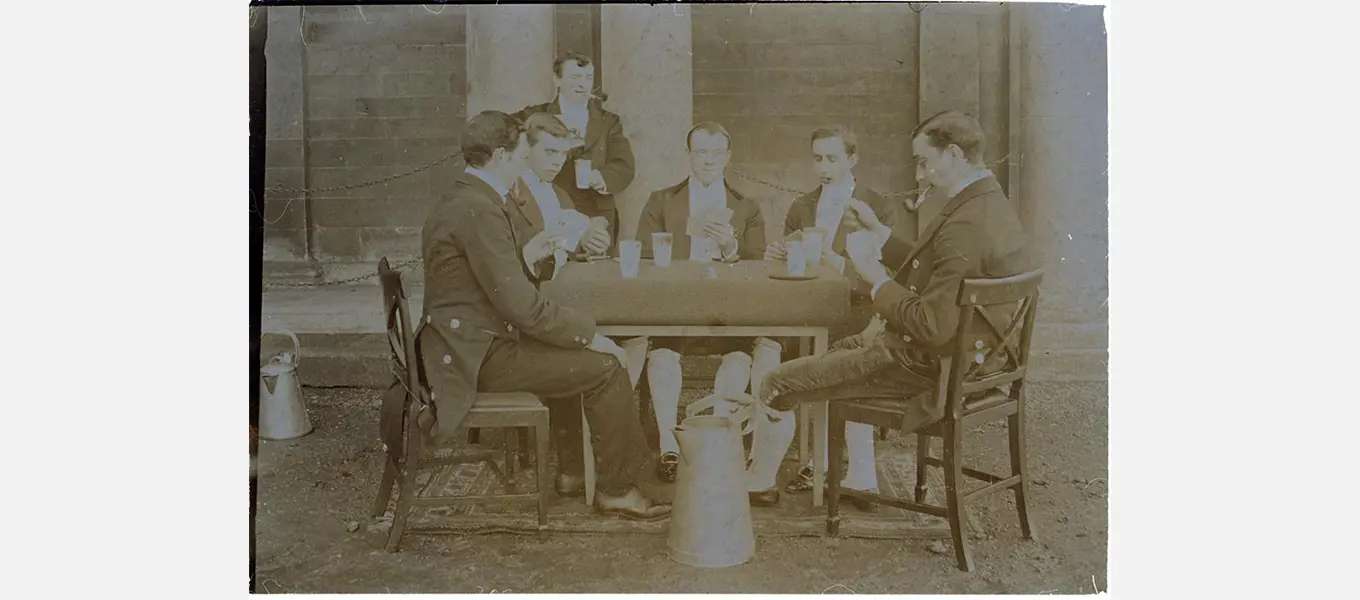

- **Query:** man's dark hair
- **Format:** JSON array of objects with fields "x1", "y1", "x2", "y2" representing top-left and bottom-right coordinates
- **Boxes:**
[
  {"x1": 911, "y1": 110, "x2": 986, "y2": 166},
  {"x1": 523, "y1": 113, "x2": 578, "y2": 146},
  {"x1": 462, "y1": 111, "x2": 524, "y2": 169},
  {"x1": 685, "y1": 121, "x2": 732, "y2": 152},
  {"x1": 553, "y1": 52, "x2": 594, "y2": 77},
  {"x1": 810, "y1": 125, "x2": 858, "y2": 157}
]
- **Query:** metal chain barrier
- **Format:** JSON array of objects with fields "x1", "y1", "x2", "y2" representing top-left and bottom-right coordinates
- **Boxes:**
[{"x1": 259, "y1": 139, "x2": 1009, "y2": 289}]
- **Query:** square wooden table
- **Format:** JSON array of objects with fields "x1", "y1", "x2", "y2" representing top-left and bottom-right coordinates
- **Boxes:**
[{"x1": 541, "y1": 259, "x2": 851, "y2": 507}]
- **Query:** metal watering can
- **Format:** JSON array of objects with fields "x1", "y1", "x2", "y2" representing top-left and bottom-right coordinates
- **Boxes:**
[
  {"x1": 259, "y1": 328, "x2": 312, "y2": 440},
  {"x1": 667, "y1": 398, "x2": 758, "y2": 568}
]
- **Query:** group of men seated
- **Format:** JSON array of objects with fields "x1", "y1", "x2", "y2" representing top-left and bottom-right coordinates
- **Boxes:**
[{"x1": 411, "y1": 53, "x2": 1030, "y2": 521}]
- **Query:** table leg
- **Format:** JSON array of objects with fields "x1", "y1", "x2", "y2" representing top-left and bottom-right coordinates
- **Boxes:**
[{"x1": 811, "y1": 330, "x2": 829, "y2": 507}]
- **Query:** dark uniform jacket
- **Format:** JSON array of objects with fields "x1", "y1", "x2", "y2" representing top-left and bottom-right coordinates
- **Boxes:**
[
  {"x1": 414, "y1": 172, "x2": 598, "y2": 440},
  {"x1": 634, "y1": 178, "x2": 766, "y2": 263},
  {"x1": 514, "y1": 98, "x2": 635, "y2": 216},
  {"x1": 872, "y1": 174, "x2": 1032, "y2": 431}
]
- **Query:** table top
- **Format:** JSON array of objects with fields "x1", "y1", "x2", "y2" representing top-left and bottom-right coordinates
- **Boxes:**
[{"x1": 541, "y1": 259, "x2": 851, "y2": 327}]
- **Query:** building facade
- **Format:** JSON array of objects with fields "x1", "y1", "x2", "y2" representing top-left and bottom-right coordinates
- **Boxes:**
[{"x1": 262, "y1": 2, "x2": 1106, "y2": 333}]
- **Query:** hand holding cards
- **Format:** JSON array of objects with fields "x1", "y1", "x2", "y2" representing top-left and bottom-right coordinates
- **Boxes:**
[{"x1": 546, "y1": 209, "x2": 591, "y2": 253}]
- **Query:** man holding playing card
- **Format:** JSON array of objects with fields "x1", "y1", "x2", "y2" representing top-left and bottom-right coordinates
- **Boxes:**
[
  {"x1": 507, "y1": 112, "x2": 612, "y2": 279},
  {"x1": 515, "y1": 52, "x2": 635, "y2": 256},
  {"x1": 751, "y1": 111, "x2": 1032, "y2": 505},
  {"x1": 632, "y1": 121, "x2": 775, "y2": 486},
  {"x1": 763, "y1": 125, "x2": 904, "y2": 507}
]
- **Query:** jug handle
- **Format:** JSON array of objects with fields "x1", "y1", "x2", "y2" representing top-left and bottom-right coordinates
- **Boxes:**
[
  {"x1": 684, "y1": 396, "x2": 756, "y2": 436},
  {"x1": 261, "y1": 327, "x2": 301, "y2": 365}
]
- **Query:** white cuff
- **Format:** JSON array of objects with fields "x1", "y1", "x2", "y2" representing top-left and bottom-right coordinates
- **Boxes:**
[
  {"x1": 870, "y1": 277, "x2": 892, "y2": 300},
  {"x1": 523, "y1": 247, "x2": 540, "y2": 276}
]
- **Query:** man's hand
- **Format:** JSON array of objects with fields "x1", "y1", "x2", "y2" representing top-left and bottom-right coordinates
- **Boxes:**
[
  {"x1": 581, "y1": 218, "x2": 611, "y2": 255},
  {"x1": 588, "y1": 170, "x2": 609, "y2": 194},
  {"x1": 764, "y1": 241, "x2": 787, "y2": 261},
  {"x1": 523, "y1": 230, "x2": 564, "y2": 267},
  {"x1": 842, "y1": 198, "x2": 893, "y2": 245},
  {"x1": 849, "y1": 250, "x2": 891, "y2": 288},
  {"x1": 585, "y1": 333, "x2": 628, "y2": 369},
  {"x1": 825, "y1": 250, "x2": 847, "y2": 275},
  {"x1": 703, "y1": 221, "x2": 738, "y2": 256}
]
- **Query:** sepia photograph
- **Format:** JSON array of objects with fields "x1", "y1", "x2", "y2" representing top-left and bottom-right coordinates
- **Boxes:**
[{"x1": 250, "y1": 0, "x2": 1108, "y2": 593}]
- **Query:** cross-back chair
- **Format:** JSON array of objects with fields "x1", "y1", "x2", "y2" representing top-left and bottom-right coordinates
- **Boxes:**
[
  {"x1": 826, "y1": 269, "x2": 1044, "y2": 572},
  {"x1": 370, "y1": 257, "x2": 552, "y2": 550}
]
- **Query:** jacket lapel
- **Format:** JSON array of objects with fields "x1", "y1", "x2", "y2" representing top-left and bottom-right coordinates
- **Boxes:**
[
  {"x1": 511, "y1": 178, "x2": 544, "y2": 232},
  {"x1": 895, "y1": 177, "x2": 999, "y2": 272}
]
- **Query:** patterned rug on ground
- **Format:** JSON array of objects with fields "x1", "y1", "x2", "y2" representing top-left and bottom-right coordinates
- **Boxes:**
[{"x1": 380, "y1": 441, "x2": 953, "y2": 540}]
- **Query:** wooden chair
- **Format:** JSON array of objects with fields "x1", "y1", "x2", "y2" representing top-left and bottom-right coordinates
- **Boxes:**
[
  {"x1": 825, "y1": 269, "x2": 1043, "y2": 572},
  {"x1": 508, "y1": 400, "x2": 598, "y2": 505},
  {"x1": 370, "y1": 258, "x2": 552, "y2": 550}
]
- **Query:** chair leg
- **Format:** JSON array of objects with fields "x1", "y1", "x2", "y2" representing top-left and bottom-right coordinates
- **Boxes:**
[
  {"x1": 371, "y1": 455, "x2": 398, "y2": 517},
  {"x1": 518, "y1": 427, "x2": 533, "y2": 469},
  {"x1": 385, "y1": 465, "x2": 417, "y2": 553},
  {"x1": 505, "y1": 429, "x2": 519, "y2": 483},
  {"x1": 581, "y1": 400, "x2": 597, "y2": 506},
  {"x1": 943, "y1": 419, "x2": 974, "y2": 572},
  {"x1": 914, "y1": 432, "x2": 931, "y2": 504},
  {"x1": 826, "y1": 405, "x2": 846, "y2": 536},
  {"x1": 535, "y1": 418, "x2": 550, "y2": 541},
  {"x1": 468, "y1": 428, "x2": 480, "y2": 445},
  {"x1": 1009, "y1": 396, "x2": 1034, "y2": 540}
]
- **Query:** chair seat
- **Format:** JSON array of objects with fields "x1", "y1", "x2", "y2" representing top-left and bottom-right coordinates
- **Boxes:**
[{"x1": 470, "y1": 392, "x2": 547, "y2": 412}]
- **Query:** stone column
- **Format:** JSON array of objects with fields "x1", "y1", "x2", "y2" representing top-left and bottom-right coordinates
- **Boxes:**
[
  {"x1": 466, "y1": 5, "x2": 556, "y2": 116},
  {"x1": 1014, "y1": 3, "x2": 1108, "y2": 319},
  {"x1": 600, "y1": 4, "x2": 693, "y2": 240}
]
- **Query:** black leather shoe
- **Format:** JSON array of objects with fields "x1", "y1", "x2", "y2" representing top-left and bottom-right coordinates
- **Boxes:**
[
  {"x1": 748, "y1": 488, "x2": 780, "y2": 507},
  {"x1": 784, "y1": 466, "x2": 815, "y2": 493},
  {"x1": 849, "y1": 495, "x2": 881, "y2": 513},
  {"x1": 656, "y1": 452, "x2": 679, "y2": 483},
  {"x1": 555, "y1": 474, "x2": 586, "y2": 498}
]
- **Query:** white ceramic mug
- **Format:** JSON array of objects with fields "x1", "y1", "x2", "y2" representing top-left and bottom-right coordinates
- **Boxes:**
[
  {"x1": 652, "y1": 232, "x2": 673, "y2": 267},
  {"x1": 785, "y1": 241, "x2": 806, "y2": 277}
]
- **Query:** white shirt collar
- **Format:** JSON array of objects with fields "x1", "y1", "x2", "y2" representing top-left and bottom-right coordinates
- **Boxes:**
[
  {"x1": 688, "y1": 175, "x2": 725, "y2": 197},
  {"x1": 948, "y1": 169, "x2": 992, "y2": 198},
  {"x1": 466, "y1": 166, "x2": 510, "y2": 201}
]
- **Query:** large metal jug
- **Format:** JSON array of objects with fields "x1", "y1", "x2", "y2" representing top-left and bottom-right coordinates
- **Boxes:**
[
  {"x1": 667, "y1": 405, "x2": 756, "y2": 568},
  {"x1": 259, "y1": 328, "x2": 312, "y2": 440}
]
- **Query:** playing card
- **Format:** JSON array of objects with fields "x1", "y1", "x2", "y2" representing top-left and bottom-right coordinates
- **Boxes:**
[
  {"x1": 547, "y1": 209, "x2": 591, "y2": 252},
  {"x1": 846, "y1": 230, "x2": 881, "y2": 263}
]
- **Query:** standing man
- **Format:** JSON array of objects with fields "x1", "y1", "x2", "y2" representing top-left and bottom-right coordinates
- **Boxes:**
[
  {"x1": 631, "y1": 122, "x2": 780, "y2": 491},
  {"x1": 754, "y1": 111, "x2": 1032, "y2": 507},
  {"x1": 763, "y1": 125, "x2": 903, "y2": 507},
  {"x1": 417, "y1": 110, "x2": 669, "y2": 520},
  {"x1": 516, "y1": 52, "x2": 635, "y2": 255},
  {"x1": 508, "y1": 112, "x2": 612, "y2": 274}
]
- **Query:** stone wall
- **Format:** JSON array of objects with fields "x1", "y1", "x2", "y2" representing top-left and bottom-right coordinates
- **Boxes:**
[
  {"x1": 263, "y1": 5, "x2": 469, "y2": 264},
  {"x1": 690, "y1": 3, "x2": 920, "y2": 239}
]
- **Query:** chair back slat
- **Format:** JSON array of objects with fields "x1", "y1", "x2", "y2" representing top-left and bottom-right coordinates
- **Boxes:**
[
  {"x1": 955, "y1": 270, "x2": 1044, "y2": 307},
  {"x1": 378, "y1": 258, "x2": 422, "y2": 404},
  {"x1": 943, "y1": 269, "x2": 1044, "y2": 418}
]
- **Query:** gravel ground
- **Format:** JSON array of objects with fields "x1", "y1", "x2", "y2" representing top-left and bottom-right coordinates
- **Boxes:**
[{"x1": 252, "y1": 381, "x2": 1107, "y2": 594}]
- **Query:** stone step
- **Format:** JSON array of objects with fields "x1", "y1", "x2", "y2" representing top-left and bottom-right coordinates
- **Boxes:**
[{"x1": 267, "y1": 340, "x2": 1107, "y2": 389}]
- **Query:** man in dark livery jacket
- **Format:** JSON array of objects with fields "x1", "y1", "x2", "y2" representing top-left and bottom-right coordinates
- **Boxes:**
[
  {"x1": 751, "y1": 111, "x2": 1032, "y2": 508},
  {"x1": 515, "y1": 52, "x2": 635, "y2": 256},
  {"x1": 414, "y1": 110, "x2": 669, "y2": 520}
]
